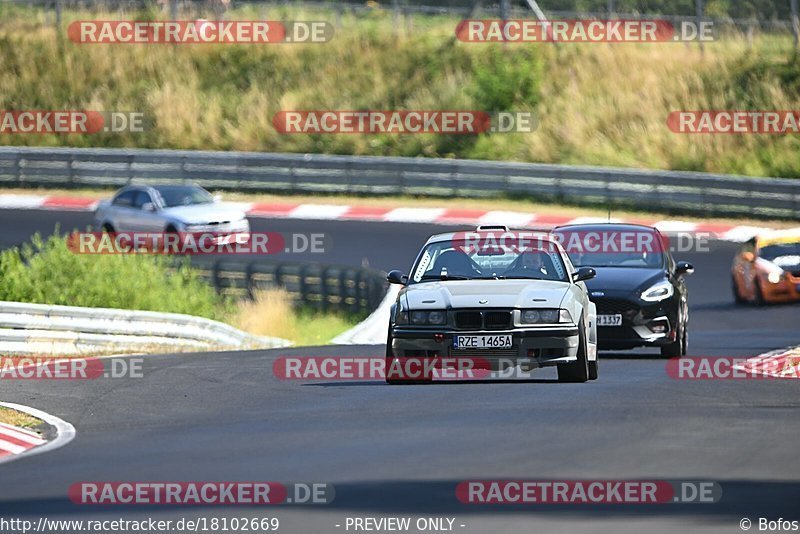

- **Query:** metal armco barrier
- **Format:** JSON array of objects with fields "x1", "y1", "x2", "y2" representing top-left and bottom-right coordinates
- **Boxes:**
[
  {"x1": 0, "y1": 146, "x2": 798, "y2": 219},
  {"x1": 0, "y1": 300, "x2": 290, "y2": 356},
  {"x1": 188, "y1": 258, "x2": 388, "y2": 316}
]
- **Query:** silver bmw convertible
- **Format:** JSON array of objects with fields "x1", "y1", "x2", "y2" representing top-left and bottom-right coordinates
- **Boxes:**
[
  {"x1": 93, "y1": 184, "x2": 249, "y2": 237},
  {"x1": 385, "y1": 226, "x2": 598, "y2": 384}
]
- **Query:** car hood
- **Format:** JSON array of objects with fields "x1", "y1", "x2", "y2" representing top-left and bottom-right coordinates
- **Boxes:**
[
  {"x1": 162, "y1": 203, "x2": 247, "y2": 224},
  {"x1": 401, "y1": 279, "x2": 571, "y2": 310},
  {"x1": 583, "y1": 267, "x2": 666, "y2": 293},
  {"x1": 760, "y1": 255, "x2": 800, "y2": 276}
]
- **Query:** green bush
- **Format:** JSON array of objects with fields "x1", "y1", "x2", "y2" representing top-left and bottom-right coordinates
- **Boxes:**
[
  {"x1": 469, "y1": 46, "x2": 542, "y2": 112},
  {"x1": 0, "y1": 232, "x2": 230, "y2": 320}
]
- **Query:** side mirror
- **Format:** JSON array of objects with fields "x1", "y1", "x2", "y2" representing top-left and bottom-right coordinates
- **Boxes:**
[
  {"x1": 675, "y1": 261, "x2": 694, "y2": 275},
  {"x1": 387, "y1": 270, "x2": 408, "y2": 285},
  {"x1": 573, "y1": 267, "x2": 596, "y2": 282},
  {"x1": 141, "y1": 202, "x2": 156, "y2": 212},
  {"x1": 741, "y1": 251, "x2": 755, "y2": 262}
]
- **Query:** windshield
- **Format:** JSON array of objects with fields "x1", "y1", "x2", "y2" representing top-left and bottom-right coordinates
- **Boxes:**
[
  {"x1": 760, "y1": 242, "x2": 800, "y2": 265},
  {"x1": 154, "y1": 186, "x2": 214, "y2": 207},
  {"x1": 409, "y1": 240, "x2": 568, "y2": 283},
  {"x1": 554, "y1": 230, "x2": 666, "y2": 269}
]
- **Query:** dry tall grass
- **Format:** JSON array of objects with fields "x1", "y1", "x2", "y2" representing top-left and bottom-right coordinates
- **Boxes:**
[
  {"x1": 233, "y1": 287, "x2": 299, "y2": 340},
  {"x1": 0, "y1": 4, "x2": 798, "y2": 176}
]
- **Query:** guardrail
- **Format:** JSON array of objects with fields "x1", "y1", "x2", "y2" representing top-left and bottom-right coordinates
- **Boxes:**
[
  {"x1": 0, "y1": 300, "x2": 290, "y2": 356},
  {"x1": 0, "y1": 146, "x2": 797, "y2": 219},
  {"x1": 188, "y1": 258, "x2": 388, "y2": 316}
]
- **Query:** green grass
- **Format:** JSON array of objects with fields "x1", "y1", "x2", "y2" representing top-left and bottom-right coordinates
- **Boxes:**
[
  {"x1": 0, "y1": 5, "x2": 798, "y2": 177},
  {"x1": 231, "y1": 287, "x2": 362, "y2": 345},
  {"x1": 0, "y1": 407, "x2": 42, "y2": 430},
  {"x1": 293, "y1": 309, "x2": 361, "y2": 346},
  {"x1": 0, "y1": 232, "x2": 361, "y2": 347},
  {"x1": 0, "y1": 231, "x2": 232, "y2": 320}
]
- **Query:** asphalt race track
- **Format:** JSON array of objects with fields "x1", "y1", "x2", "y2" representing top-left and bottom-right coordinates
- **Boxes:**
[{"x1": 0, "y1": 209, "x2": 798, "y2": 533}]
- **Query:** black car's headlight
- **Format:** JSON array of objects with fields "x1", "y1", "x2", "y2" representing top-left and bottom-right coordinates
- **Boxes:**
[
  {"x1": 520, "y1": 308, "x2": 571, "y2": 324},
  {"x1": 640, "y1": 280, "x2": 674, "y2": 302},
  {"x1": 409, "y1": 310, "x2": 447, "y2": 325}
]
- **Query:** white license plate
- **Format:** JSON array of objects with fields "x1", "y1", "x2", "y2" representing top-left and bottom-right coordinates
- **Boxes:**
[
  {"x1": 453, "y1": 334, "x2": 512, "y2": 349},
  {"x1": 597, "y1": 314, "x2": 622, "y2": 327}
]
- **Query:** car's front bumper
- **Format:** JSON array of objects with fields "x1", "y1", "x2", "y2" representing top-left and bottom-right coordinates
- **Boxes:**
[
  {"x1": 761, "y1": 275, "x2": 800, "y2": 303},
  {"x1": 591, "y1": 293, "x2": 679, "y2": 350},
  {"x1": 389, "y1": 326, "x2": 580, "y2": 371}
]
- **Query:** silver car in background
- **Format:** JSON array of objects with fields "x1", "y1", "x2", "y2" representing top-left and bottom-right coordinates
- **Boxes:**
[{"x1": 93, "y1": 184, "x2": 249, "y2": 239}]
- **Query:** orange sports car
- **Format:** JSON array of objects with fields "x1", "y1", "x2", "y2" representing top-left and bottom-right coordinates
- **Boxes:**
[{"x1": 731, "y1": 229, "x2": 800, "y2": 305}]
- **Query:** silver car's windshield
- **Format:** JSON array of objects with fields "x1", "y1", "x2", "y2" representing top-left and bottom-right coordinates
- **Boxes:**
[
  {"x1": 410, "y1": 241, "x2": 568, "y2": 284},
  {"x1": 154, "y1": 186, "x2": 214, "y2": 207}
]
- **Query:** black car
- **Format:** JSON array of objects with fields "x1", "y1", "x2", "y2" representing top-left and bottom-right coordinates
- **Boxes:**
[{"x1": 551, "y1": 224, "x2": 693, "y2": 357}]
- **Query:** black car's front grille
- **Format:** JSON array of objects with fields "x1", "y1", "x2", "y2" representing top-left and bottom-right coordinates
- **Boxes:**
[
  {"x1": 455, "y1": 311, "x2": 483, "y2": 329},
  {"x1": 593, "y1": 298, "x2": 639, "y2": 315},
  {"x1": 454, "y1": 310, "x2": 512, "y2": 330},
  {"x1": 484, "y1": 311, "x2": 512, "y2": 330}
]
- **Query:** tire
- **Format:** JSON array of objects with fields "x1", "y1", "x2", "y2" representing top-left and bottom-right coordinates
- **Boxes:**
[
  {"x1": 558, "y1": 317, "x2": 589, "y2": 383},
  {"x1": 681, "y1": 324, "x2": 689, "y2": 356},
  {"x1": 102, "y1": 223, "x2": 115, "y2": 233},
  {"x1": 588, "y1": 357, "x2": 599, "y2": 381},
  {"x1": 753, "y1": 280, "x2": 766, "y2": 306},
  {"x1": 732, "y1": 275, "x2": 746, "y2": 304},
  {"x1": 660, "y1": 321, "x2": 684, "y2": 358},
  {"x1": 384, "y1": 326, "x2": 407, "y2": 385}
]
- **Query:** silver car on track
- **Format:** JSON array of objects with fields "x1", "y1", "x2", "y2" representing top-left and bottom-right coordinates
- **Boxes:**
[
  {"x1": 93, "y1": 184, "x2": 249, "y2": 237},
  {"x1": 385, "y1": 226, "x2": 598, "y2": 383}
]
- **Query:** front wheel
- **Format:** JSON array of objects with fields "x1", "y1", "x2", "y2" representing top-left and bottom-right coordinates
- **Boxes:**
[
  {"x1": 384, "y1": 326, "x2": 409, "y2": 385},
  {"x1": 753, "y1": 280, "x2": 766, "y2": 306},
  {"x1": 588, "y1": 357, "x2": 599, "y2": 381},
  {"x1": 558, "y1": 317, "x2": 589, "y2": 383},
  {"x1": 660, "y1": 321, "x2": 685, "y2": 358},
  {"x1": 732, "y1": 275, "x2": 746, "y2": 304}
]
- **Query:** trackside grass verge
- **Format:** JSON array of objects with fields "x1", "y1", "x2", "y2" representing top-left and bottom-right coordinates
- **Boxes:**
[
  {"x1": 233, "y1": 288, "x2": 362, "y2": 346},
  {"x1": 0, "y1": 233, "x2": 358, "y2": 348},
  {"x1": 0, "y1": 231, "x2": 230, "y2": 320},
  {"x1": 0, "y1": 407, "x2": 42, "y2": 430},
  {"x1": 0, "y1": 5, "x2": 798, "y2": 177}
]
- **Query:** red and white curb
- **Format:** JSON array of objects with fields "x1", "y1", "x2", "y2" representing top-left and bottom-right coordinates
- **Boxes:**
[
  {"x1": 0, "y1": 194, "x2": 778, "y2": 242},
  {"x1": 0, "y1": 402, "x2": 76, "y2": 465},
  {"x1": 0, "y1": 421, "x2": 45, "y2": 459},
  {"x1": 737, "y1": 347, "x2": 800, "y2": 379}
]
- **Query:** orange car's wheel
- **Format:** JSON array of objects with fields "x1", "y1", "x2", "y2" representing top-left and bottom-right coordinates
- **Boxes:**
[
  {"x1": 753, "y1": 280, "x2": 766, "y2": 306},
  {"x1": 731, "y1": 275, "x2": 746, "y2": 304}
]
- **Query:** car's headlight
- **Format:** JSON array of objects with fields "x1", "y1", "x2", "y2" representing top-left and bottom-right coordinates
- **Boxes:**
[
  {"x1": 521, "y1": 308, "x2": 571, "y2": 324},
  {"x1": 394, "y1": 309, "x2": 409, "y2": 325},
  {"x1": 767, "y1": 271, "x2": 783, "y2": 284},
  {"x1": 641, "y1": 280, "x2": 674, "y2": 301},
  {"x1": 408, "y1": 310, "x2": 447, "y2": 325}
]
